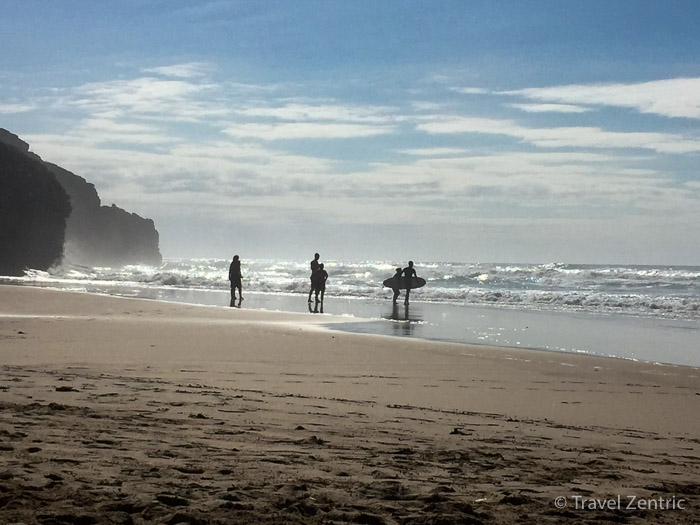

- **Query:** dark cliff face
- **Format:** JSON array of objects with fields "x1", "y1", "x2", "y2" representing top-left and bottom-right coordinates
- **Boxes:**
[
  {"x1": 0, "y1": 129, "x2": 162, "y2": 271},
  {"x1": 45, "y1": 162, "x2": 162, "y2": 266},
  {"x1": 0, "y1": 141, "x2": 71, "y2": 276}
]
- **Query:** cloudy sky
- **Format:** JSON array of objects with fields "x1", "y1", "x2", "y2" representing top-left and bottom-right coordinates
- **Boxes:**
[{"x1": 2, "y1": 1, "x2": 699, "y2": 264}]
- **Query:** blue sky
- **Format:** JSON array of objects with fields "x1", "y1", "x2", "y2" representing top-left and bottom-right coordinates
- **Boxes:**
[{"x1": 2, "y1": 1, "x2": 699, "y2": 263}]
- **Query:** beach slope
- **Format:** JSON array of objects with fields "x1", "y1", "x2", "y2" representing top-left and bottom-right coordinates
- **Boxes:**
[{"x1": 1, "y1": 285, "x2": 698, "y2": 524}]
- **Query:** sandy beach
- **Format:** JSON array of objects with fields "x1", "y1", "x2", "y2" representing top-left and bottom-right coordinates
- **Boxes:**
[{"x1": 1, "y1": 285, "x2": 698, "y2": 524}]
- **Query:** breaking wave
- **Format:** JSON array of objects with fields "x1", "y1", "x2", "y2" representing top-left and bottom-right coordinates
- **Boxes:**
[{"x1": 12, "y1": 259, "x2": 700, "y2": 320}]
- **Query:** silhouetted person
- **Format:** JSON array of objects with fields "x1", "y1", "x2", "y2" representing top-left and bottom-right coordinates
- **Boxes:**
[
  {"x1": 229, "y1": 255, "x2": 243, "y2": 307},
  {"x1": 390, "y1": 267, "x2": 403, "y2": 304},
  {"x1": 312, "y1": 263, "x2": 328, "y2": 304},
  {"x1": 402, "y1": 261, "x2": 417, "y2": 306},
  {"x1": 308, "y1": 252, "x2": 321, "y2": 302}
]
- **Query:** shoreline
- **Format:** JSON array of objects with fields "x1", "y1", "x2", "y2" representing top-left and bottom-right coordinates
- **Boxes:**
[
  {"x1": 1, "y1": 285, "x2": 699, "y2": 523},
  {"x1": 2, "y1": 284, "x2": 698, "y2": 431},
  {"x1": 4, "y1": 280, "x2": 700, "y2": 368}
]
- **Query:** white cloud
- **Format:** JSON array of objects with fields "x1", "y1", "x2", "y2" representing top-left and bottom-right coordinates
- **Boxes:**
[
  {"x1": 345, "y1": 150, "x2": 698, "y2": 227},
  {"x1": 80, "y1": 118, "x2": 160, "y2": 134},
  {"x1": 397, "y1": 147, "x2": 468, "y2": 156},
  {"x1": 65, "y1": 73, "x2": 402, "y2": 143},
  {"x1": 12, "y1": 63, "x2": 700, "y2": 262},
  {"x1": 502, "y1": 78, "x2": 700, "y2": 119},
  {"x1": 222, "y1": 122, "x2": 395, "y2": 140},
  {"x1": 169, "y1": 141, "x2": 275, "y2": 161},
  {"x1": 0, "y1": 103, "x2": 35, "y2": 114},
  {"x1": 21, "y1": 130, "x2": 335, "y2": 224},
  {"x1": 23, "y1": 124, "x2": 698, "y2": 253},
  {"x1": 70, "y1": 77, "x2": 224, "y2": 122},
  {"x1": 74, "y1": 118, "x2": 175, "y2": 145},
  {"x1": 223, "y1": 80, "x2": 288, "y2": 94},
  {"x1": 142, "y1": 62, "x2": 211, "y2": 78},
  {"x1": 236, "y1": 103, "x2": 398, "y2": 124},
  {"x1": 417, "y1": 116, "x2": 700, "y2": 153},
  {"x1": 411, "y1": 101, "x2": 445, "y2": 112},
  {"x1": 452, "y1": 87, "x2": 490, "y2": 95},
  {"x1": 508, "y1": 103, "x2": 592, "y2": 114}
]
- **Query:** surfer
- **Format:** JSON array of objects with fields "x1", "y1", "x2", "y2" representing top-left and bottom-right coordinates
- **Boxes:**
[
  {"x1": 402, "y1": 261, "x2": 417, "y2": 306},
  {"x1": 308, "y1": 253, "x2": 321, "y2": 302},
  {"x1": 390, "y1": 267, "x2": 403, "y2": 304},
  {"x1": 312, "y1": 263, "x2": 329, "y2": 304},
  {"x1": 228, "y1": 255, "x2": 243, "y2": 307}
]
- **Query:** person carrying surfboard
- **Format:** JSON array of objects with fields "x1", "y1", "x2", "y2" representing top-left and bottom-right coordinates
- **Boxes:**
[
  {"x1": 402, "y1": 261, "x2": 417, "y2": 306},
  {"x1": 383, "y1": 263, "x2": 425, "y2": 304},
  {"x1": 390, "y1": 267, "x2": 403, "y2": 304}
]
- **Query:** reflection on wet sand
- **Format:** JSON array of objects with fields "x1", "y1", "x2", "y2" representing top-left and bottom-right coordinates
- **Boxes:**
[
  {"x1": 308, "y1": 299, "x2": 324, "y2": 314},
  {"x1": 383, "y1": 304, "x2": 423, "y2": 337}
]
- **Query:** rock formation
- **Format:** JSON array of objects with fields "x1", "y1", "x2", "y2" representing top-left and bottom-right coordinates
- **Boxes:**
[
  {"x1": 0, "y1": 140, "x2": 71, "y2": 276},
  {"x1": 45, "y1": 161, "x2": 162, "y2": 267},
  {"x1": 0, "y1": 129, "x2": 162, "y2": 272}
]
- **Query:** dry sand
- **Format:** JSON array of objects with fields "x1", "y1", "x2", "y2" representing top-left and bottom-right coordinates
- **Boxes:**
[{"x1": 1, "y1": 285, "x2": 698, "y2": 524}]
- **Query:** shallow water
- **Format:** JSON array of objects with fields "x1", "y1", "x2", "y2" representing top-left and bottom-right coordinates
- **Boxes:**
[
  {"x1": 18, "y1": 259, "x2": 700, "y2": 320},
  {"x1": 4, "y1": 280, "x2": 698, "y2": 367}
]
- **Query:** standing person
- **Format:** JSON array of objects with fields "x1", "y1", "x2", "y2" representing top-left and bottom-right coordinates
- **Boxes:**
[
  {"x1": 390, "y1": 267, "x2": 403, "y2": 304},
  {"x1": 228, "y1": 255, "x2": 243, "y2": 307},
  {"x1": 402, "y1": 260, "x2": 417, "y2": 306},
  {"x1": 312, "y1": 263, "x2": 329, "y2": 304},
  {"x1": 308, "y1": 252, "x2": 321, "y2": 302}
]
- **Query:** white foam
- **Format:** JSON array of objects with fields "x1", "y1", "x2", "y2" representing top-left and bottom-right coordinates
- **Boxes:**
[{"x1": 8, "y1": 259, "x2": 698, "y2": 321}]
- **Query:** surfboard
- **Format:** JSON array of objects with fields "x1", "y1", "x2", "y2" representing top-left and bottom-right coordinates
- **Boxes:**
[{"x1": 382, "y1": 276, "x2": 426, "y2": 290}]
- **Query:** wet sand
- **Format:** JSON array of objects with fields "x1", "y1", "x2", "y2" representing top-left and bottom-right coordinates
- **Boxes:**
[
  {"x1": 8, "y1": 281, "x2": 699, "y2": 367},
  {"x1": 1, "y1": 285, "x2": 698, "y2": 524}
]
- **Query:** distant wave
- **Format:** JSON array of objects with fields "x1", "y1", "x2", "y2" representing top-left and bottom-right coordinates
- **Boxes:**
[{"x1": 11, "y1": 259, "x2": 700, "y2": 320}]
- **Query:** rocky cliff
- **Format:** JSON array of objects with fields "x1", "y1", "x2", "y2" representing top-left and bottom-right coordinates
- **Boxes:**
[
  {"x1": 0, "y1": 129, "x2": 162, "y2": 271},
  {"x1": 0, "y1": 140, "x2": 71, "y2": 276},
  {"x1": 44, "y1": 161, "x2": 162, "y2": 267}
]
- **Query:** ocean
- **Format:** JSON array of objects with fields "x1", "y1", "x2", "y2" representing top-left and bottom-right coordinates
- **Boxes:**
[{"x1": 3, "y1": 259, "x2": 699, "y2": 367}]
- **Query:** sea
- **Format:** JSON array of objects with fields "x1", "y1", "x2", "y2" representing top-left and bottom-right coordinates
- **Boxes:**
[{"x1": 3, "y1": 259, "x2": 699, "y2": 367}]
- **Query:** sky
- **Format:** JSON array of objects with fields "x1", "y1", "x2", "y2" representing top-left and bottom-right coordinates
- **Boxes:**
[{"x1": 1, "y1": 0, "x2": 699, "y2": 264}]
